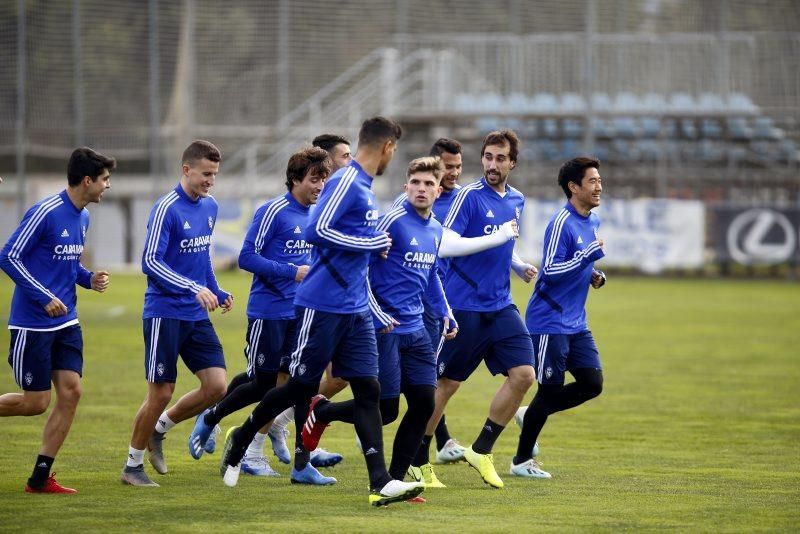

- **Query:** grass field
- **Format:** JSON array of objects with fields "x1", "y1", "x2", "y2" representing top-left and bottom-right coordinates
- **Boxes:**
[{"x1": 0, "y1": 273, "x2": 798, "y2": 532}]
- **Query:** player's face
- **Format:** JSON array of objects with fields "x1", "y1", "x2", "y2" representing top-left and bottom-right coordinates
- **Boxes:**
[
  {"x1": 86, "y1": 169, "x2": 111, "y2": 203},
  {"x1": 482, "y1": 143, "x2": 514, "y2": 189},
  {"x1": 570, "y1": 167, "x2": 602, "y2": 210},
  {"x1": 376, "y1": 140, "x2": 398, "y2": 176},
  {"x1": 440, "y1": 151, "x2": 462, "y2": 192},
  {"x1": 405, "y1": 171, "x2": 441, "y2": 211},
  {"x1": 329, "y1": 143, "x2": 352, "y2": 171},
  {"x1": 294, "y1": 169, "x2": 327, "y2": 206},
  {"x1": 182, "y1": 158, "x2": 219, "y2": 200}
]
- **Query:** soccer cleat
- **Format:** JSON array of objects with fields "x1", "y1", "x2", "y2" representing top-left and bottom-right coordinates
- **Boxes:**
[
  {"x1": 290, "y1": 464, "x2": 337, "y2": 485},
  {"x1": 120, "y1": 465, "x2": 159, "y2": 487},
  {"x1": 204, "y1": 424, "x2": 222, "y2": 454},
  {"x1": 435, "y1": 438, "x2": 466, "y2": 464},
  {"x1": 147, "y1": 431, "x2": 168, "y2": 474},
  {"x1": 513, "y1": 407, "x2": 540, "y2": 457},
  {"x1": 267, "y1": 427, "x2": 291, "y2": 464},
  {"x1": 188, "y1": 410, "x2": 215, "y2": 460},
  {"x1": 301, "y1": 394, "x2": 330, "y2": 451},
  {"x1": 220, "y1": 426, "x2": 245, "y2": 478},
  {"x1": 510, "y1": 458, "x2": 551, "y2": 479},
  {"x1": 407, "y1": 463, "x2": 446, "y2": 488},
  {"x1": 241, "y1": 455, "x2": 280, "y2": 477},
  {"x1": 223, "y1": 464, "x2": 241, "y2": 487},
  {"x1": 25, "y1": 473, "x2": 78, "y2": 494},
  {"x1": 369, "y1": 480, "x2": 425, "y2": 507},
  {"x1": 310, "y1": 448, "x2": 343, "y2": 468},
  {"x1": 463, "y1": 447, "x2": 504, "y2": 489},
  {"x1": 406, "y1": 495, "x2": 427, "y2": 504}
]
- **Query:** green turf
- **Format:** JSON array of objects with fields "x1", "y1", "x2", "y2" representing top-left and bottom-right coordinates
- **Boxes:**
[{"x1": 0, "y1": 273, "x2": 798, "y2": 532}]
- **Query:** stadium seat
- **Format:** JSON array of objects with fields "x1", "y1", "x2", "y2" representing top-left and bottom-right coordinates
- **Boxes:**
[
  {"x1": 642, "y1": 93, "x2": 668, "y2": 113},
  {"x1": 727, "y1": 117, "x2": 753, "y2": 141},
  {"x1": 637, "y1": 139, "x2": 660, "y2": 162},
  {"x1": 614, "y1": 92, "x2": 641, "y2": 112},
  {"x1": 640, "y1": 117, "x2": 661, "y2": 138},
  {"x1": 698, "y1": 92, "x2": 725, "y2": 112},
  {"x1": 752, "y1": 117, "x2": 784, "y2": 140},
  {"x1": 700, "y1": 119, "x2": 723, "y2": 139},
  {"x1": 680, "y1": 119, "x2": 698, "y2": 140},
  {"x1": 728, "y1": 92, "x2": 758, "y2": 113},
  {"x1": 669, "y1": 92, "x2": 696, "y2": 113},
  {"x1": 531, "y1": 93, "x2": 558, "y2": 113},
  {"x1": 507, "y1": 92, "x2": 531, "y2": 112},
  {"x1": 592, "y1": 118, "x2": 615, "y2": 139},
  {"x1": 560, "y1": 92, "x2": 586, "y2": 112},
  {"x1": 591, "y1": 93, "x2": 613, "y2": 111},
  {"x1": 562, "y1": 119, "x2": 583, "y2": 139},
  {"x1": 613, "y1": 117, "x2": 640, "y2": 138},
  {"x1": 541, "y1": 118, "x2": 559, "y2": 138}
]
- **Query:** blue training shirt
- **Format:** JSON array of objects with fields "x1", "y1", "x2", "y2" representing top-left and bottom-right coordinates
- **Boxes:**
[
  {"x1": 294, "y1": 160, "x2": 390, "y2": 314},
  {"x1": 239, "y1": 192, "x2": 311, "y2": 320},
  {"x1": 141, "y1": 184, "x2": 229, "y2": 321},
  {"x1": 526, "y1": 201, "x2": 604, "y2": 334},
  {"x1": 0, "y1": 190, "x2": 93, "y2": 330},
  {"x1": 368, "y1": 200, "x2": 450, "y2": 333},
  {"x1": 442, "y1": 177, "x2": 525, "y2": 312}
]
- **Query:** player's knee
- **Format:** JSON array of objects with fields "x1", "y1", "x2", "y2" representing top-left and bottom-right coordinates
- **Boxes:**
[
  {"x1": 406, "y1": 386, "x2": 435, "y2": 421},
  {"x1": 437, "y1": 377, "x2": 460, "y2": 398},
  {"x1": 380, "y1": 397, "x2": 400, "y2": 425},
  {"x1": 510, "y1": 365, "x2": 536, "y2": 391},
  {"x1": 148, "y1": 384, "x2": 174, "y2": 407},
  {"x1": 581, "y1": 370, "x2": 603, "y2": 399},
  {"x1": 60, "y1": 383, "x2": 82, "y2": 406},
  {"x1": 349, "y1": 376, "x2": 381, "y2": 406},
  {"x1": 25, "y1": 393, "x2": 51, "y2": 415},
  {"x1": 204, "y1": 380, "x2": 227, "y2": 403}
]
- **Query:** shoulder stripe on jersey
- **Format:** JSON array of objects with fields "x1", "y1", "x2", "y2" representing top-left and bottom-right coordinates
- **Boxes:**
[
  {"x1": 376, "y1": 206, "x2": 406, "y2": 233},
  {"x1": 543, "y1": 209, "x2": 570, "y2": 267},
  {"x1": 545, "y1": 241, "x2": 602, "y2": 274},
  {"x1": 143, "y1": 192, "x2": 202, "y2": 292},
  {"x1": 254, "y1": 198, "x2": 290, "y2": 253},
  {"x1": 316, "y1": 167, "x2": 387, "y2": 249},
  {"x1": 389, "y1": 193, "x2": 406, "y2": 210},
  {"x1": 7, "y1": 196, "x2": 63, "y2": 300},
  {"x1": 442, "y1": 181, "x2": 484, "y2": 228}
]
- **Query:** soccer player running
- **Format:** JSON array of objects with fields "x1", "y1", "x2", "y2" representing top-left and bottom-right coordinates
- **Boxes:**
[
  {"x1": 121, "y1": 140, "x2": 233, "y2": 487},
  {"x1": 512, "y1": 156, "x2": 606, "y2": 479},
  {"x1": 426, "y1": 129, "x2": 539, "y2": 489},
  {"x1": 221, "y1": 116, "x2": 425, "y2": 506},
  {"x1": 0, "y1": 147, "x2": 115, "y2": 493},
  {"x1": 187, "y1": 146, "x2": 339, "y2": 476},
  {"x1": 302, "y1": 156, "x2": 458, "y2": 496},
  {"x1": 266, "y1": 134, "x2": 353, "y2": 463}
]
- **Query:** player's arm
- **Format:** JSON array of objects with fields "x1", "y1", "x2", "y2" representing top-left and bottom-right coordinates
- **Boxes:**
[
  {"x1": 539, "y1": 224, "x2": 605, "y2": 284},
  {"x1": 438, "y1": 188, "x2": 517, "y2": 258},
  {"x1": 366, "y1": 275, "x2": 398, "y2": 333},
  {"x1": 306, "y1": 175, "x2": 390, "y2": 252},
  {"x1": 238, "y1": 206, "x2": 300, "y2": 281},
  {"x1": 511, "y1": 250, "x2": 538, "y2": 283},
  {"x1": 424, "y1": 266, "x2": 458, "y2": 339}
]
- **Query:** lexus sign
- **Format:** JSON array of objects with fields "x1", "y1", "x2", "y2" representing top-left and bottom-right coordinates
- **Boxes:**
[{"x1": 715, "y1": 207, "x2": 800, "y2": 265}]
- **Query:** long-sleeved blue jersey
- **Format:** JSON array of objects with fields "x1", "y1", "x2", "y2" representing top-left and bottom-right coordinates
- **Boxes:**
[
  {"x1": 294, "y1": 160, "x2": 389, "y2": 314},
  {"x1": 239, "y1": 192, "x2": 311, "y2": 320},
  {"x1": 368, "y1": 201, "x2": 450, "y2": 333},
  {"x1": 442, "y1": 178, "x2": 525, "y2": 312},
  {"x1": 141, "y1": 184, "x2": 229, "y2": 321},
  {"x1": 0, "y1": 190, "x2": 93, "y2": 330},
  {"x1": 526, "y1": 201, "x2": 605, "y2": 334}
]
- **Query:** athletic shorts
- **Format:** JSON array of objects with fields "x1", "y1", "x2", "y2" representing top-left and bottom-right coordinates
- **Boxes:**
[
  {"x1": 377, "y1": 327, "x2": 437, "y2": 399},
  {"x1": 437, "y1": 305, "x2": 534, "y2": 382},
  {"x1": 143, "y1": 318, "x2": 225, "y2": 383},
  {"x1": 7, "y1": 325, "x2": 83, "y2": 391},
  {"x1": 422, "y1": 301, "x2": 446, "y2": 359},
  {"x1": 532, "y1": 331, "x2": 601, "y2": 385},
  {"x1": 244, "y1": 318, "x2": 296, "y2": 377},
  {"x1": 288, "y1": 306, "x2": 378, "y2": 386}
]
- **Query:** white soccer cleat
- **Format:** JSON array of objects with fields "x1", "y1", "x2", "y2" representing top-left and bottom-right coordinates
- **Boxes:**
[
  {"x1": 435, "y1": 438, "x2": 466, "y2": 464},
  {"x1": 369, "y1": 480, "x2": 425, "y2": 507},
  {"x1": 223, "y1": 464, "x2": 241, "y2": 487},
  {"x1": 510, "y1": 458, "x2": 551, "y2": 479}
]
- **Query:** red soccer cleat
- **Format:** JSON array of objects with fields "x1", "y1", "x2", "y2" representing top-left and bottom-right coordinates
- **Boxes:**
[
  {"x1": 301, "y1": 394, "x2": 330, "y2": 451},
  {"x1": 25, "y1": 473, "x2": 77, "y2": 494},
  {"x1": 406, "y1": 496, "x2": 427, "y2": 504}
]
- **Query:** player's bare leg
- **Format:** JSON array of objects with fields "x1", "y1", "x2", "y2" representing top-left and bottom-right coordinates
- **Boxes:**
[
  {"x1": 0, "y1": 389, "x2": 50, "y2": 416},
  {"x1": 164, "y1": 367, "x2": 227, "y2": 424}
]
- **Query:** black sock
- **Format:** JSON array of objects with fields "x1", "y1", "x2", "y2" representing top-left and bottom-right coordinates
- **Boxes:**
[
  {"x1": 349, "y1": 377, "x2": 391, "y2": 490},
  {"x1": 388, "y1": 386, "x2": 435, "y2": 480},
  {"x1": 293, "y1": 395, "x2": 312, "y2": 470},
  {"x1": 28, "y1": 455, "x2": 54, "y2": 488},
  {"x1": 316, "y1": 398, "x2": 354, "y2": 424},
  {"x1": 434, "y1": 414, "x2": 452, "y2": 451},
  {"x1": 412, "y1": 434, "x2": 433, "y2": 467},
  {"x1": 472, "y1": 418, "x2": 505, "y2": 454},
  {"x1": 205, "y1": 372, "x2": 277, "y2": 427}
]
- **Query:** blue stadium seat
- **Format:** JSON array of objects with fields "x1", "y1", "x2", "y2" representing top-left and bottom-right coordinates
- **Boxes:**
[
  {"x1": 507, "y1": 92, "x2": 531, "y2": 113},
  {"x1": 478, "y1": 93, "x2": 505, "y2": 112},
  {"x1": 561, "y1": 139, "x2": 581, "y2": 159},
  {"x1": 591, "y1": 93, "x2": 613, "y2": 111},
  {"x1": 680, "y1": 119, "x2": 698, "y2": 139},
  {"x1": 541, "y1": 118, "x2": 559, "y2": 138},
  {"x1": 778, "y1": 139, "x2": 800, "y2": 164},
  {"x1": 453, "y1": 93, "x2": 476, "y2": 112},
  {"x1": 562, "y1": 119, "x2": 582, "y2": 139},
  {"x1": 640, "y1": 117, "x2": 661, "y2": 138},
  {"x1": 537, "y1": 140, "x2": 561, "y2": 160},
  {"x1": 698, "y1": 92, "x2": 725, "y2": 112},
  {"x1": 560, "y1": 93, "x2": 586, "y2": 112},
  {"x1": 613, "y1": 117, "x2": 640, "y2": 138},
  {"x1": 614, "y1": 92, "x2": 641, "y2": 112},
  {"x1": 531, "y1": 93, "x2": 558, "y2": 113},
  {"x1": 700, "y1": 119, "x2": 722, "y2": 139},
  {"x1": 642, "y1": 93, "x2": 668, "y2": 113},
  {"x1": 669, "y1": 92, "x2": 696, "y2": 113},
  {"x1": 728, "y1": 92, "x2": 758, "y2": 113},
  {"x1": 637, "y1": 140, "x2": 660, "y2": 162},
  {"x1": 727, "y1": 118, "x2": 753, "y2": 141},
  {"x1": 592, "y1": 118, "x2": 615, "y2": 139},
  {"x1": 752, "y1": 117, "x2": 784, "y2": 140}
]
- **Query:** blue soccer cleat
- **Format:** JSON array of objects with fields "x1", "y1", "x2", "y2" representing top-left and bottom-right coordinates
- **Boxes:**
[
  {"x1": 290, "y1": 464, "x2": 337, "y2": 485},
  {"x1": 188, "y1": 409, "x2": 214, "y2": 460},
  {"x1": 267, "y1": 427, "x2": 291, "y2": 464},
  {"x1": 310, "y1": 448, "x2": 343, "y2": 468},
  {"x1": 204, "y1": 424, "x2": 222, "y2": 454}
]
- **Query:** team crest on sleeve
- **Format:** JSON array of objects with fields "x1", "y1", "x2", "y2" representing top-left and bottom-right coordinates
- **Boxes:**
[
  {"x1": 208, "y1": 217, "x2": 214, "y2": 230},
  {"x1": 82, "y1": 226, "x2": 87, "y2": 238},
  {"x1": 157, "y1": 363, "x2": 165, "y2": 377},
  {"x1": 24, "y1": 372, "x2": 33, "y2": 386},
  {"x1": 515, "y1": 207, "x2": 521, "y2": 219},
  {"x1": 298, "y1": 364, "x2": 306, "y2": 376}
]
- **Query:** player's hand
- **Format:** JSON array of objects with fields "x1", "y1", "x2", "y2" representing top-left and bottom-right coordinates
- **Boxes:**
[
  {"x1": 91, "y1": 270, "x2": 110, "y2": 292},
  {"x1": 220, "y1": 294, "x2": 234, "y2": 314},
  {"x1": 195, "y1": 287, "x2": 219, "y2": 312},
  {"x1": 591, "y1": 269, "x2": 606, "y2": 289},
  {"x1": 44, "y1": 297, "x2": 68, "y2": 317},
  {"x1": 443, "y1": 317, "x2": 458, "y2": 340},
  {"x1": 294, "y1": 265, "x2": 310, "y2": 282},
  {"x1": 500, "y1": 219, "x2": 519, "y2": 240},
  {"x1": 520, "y1": 264, "x2": 537, "y2": 283},
  {"x1": 378, "y1": 317, "x2": 400, "y2": 334},
  {"x1": 380, "y1": 232, "x2": 392, "y2": 260},
  {"x1": 598, "y1": 238, "x2": 605, "y2": 251}
]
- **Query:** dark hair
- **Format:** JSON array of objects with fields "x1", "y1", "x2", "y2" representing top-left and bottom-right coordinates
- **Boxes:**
[
  {"x1": 558, "y1": 156, "x2": 601, "y2": 198},
  {"x1": 481, "y1": 129, "x2": 520, "y2": 163},
  {"x1": 286, "y1": 146, "x2": 333, "y2": 191},
  {"x1": 182, "y1": 140, "x2": 221, "y2": 166},
  {"x1": 67, "y1": 147, "x2": 117, "y2": 186},
  {"x1": 358, "y1": 116, "x2": 403, "y2": 148},
  {"x1": 312, "y1": 133, "x2": 350, "y2": 153},
  {"x1": 429, "y1": 138, "x2": 462, "y2": 157},
  {"x1": 406, "y1": 156, "x2": 444, "y2": 183}
]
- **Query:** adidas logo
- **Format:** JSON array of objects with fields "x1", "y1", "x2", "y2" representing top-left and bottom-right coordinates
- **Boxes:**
[
  {"x1": 577, "y1": 236, "x2": 583, "y2": 244},
  {"x1": 294, "y1": 226, "x2": 302, "y2": 234},
  {"x1": 484, "y1": 424, "x2": 494, "y2": 433},
  {"x1": 183, "y1": 221, "x2": 191, "y2": 230},
  {"x1": 486, "y1": 209, "x2": 495, "y2": 218},
  {"x1": 364, "y1": 447, "x2": 378, "y2": 456},
  {"x1": 37, "y1": 462, "x2": 49, "y2": 468},
  {"x1": 410, "y1": 237, "x2": 419, "y2": 246},
  {"x1": 60, "y1": 229, "x2": 69, "y2": 237}
]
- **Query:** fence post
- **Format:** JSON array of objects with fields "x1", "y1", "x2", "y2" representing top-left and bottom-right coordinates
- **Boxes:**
[
  {"x1": 72, "y1": 0, "x2": 84, "y2": 146},
  {"x1": 16, "y1": 0, "x2": 27, "y2": 220},
  {"x1": 380, "y1": 48, "x2": 399, "y2": 116}
]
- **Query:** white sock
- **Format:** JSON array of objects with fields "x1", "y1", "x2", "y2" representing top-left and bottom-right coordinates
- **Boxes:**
[
  {"x1": 155, "y1": 411, "x2": 176, "y2": 434},
  {"x1": 272, "y1": 407, "x2": 295, "y2": 432},
  {"x1": 245, "y1": 432, "x2": 267, "y2": 459},
  {"x1": 127, "y1": 447, "x2": 145, "y2": 468}
]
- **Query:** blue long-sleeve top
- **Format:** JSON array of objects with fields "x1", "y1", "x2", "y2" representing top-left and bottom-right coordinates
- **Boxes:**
[
  {"x1": 526, "y1": 201, "x2": 604, "y2": 334},
  {"x1": 141, "y1": 184, "x2": 229, "y2": 321},
  {"x1": 0, "y1": 190, "x2": 93, "y2": 330}
]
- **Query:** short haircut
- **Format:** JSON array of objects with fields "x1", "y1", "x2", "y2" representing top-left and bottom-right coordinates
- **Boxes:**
[
  {"x1": 358, "y1": 116, "x2": 403, "y2": 148},
  {"x1": 285, "y1": 146, "x2": 333, "y2": 191},
  {"x1": 481, "y1": 129, "x2": 520, "y2": 163},
  {"x1": 182, "y1": 140, "x2": 221, "y2": 166},
  {"x1": 67, "y1": 147, "x2": 117, "y2": 186},
  {"x1": 406, "y1": 156, "x2": 444, "y2": 183},
  {"x1": 558, "y1": 156, "x2": 601, "y2": 198},
  {"x1": 429, "y1": 138, "x2": 462, "y2": 157},
  {"x1": 312, "y1": 133, "x2": 350, "y2": 153}
]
